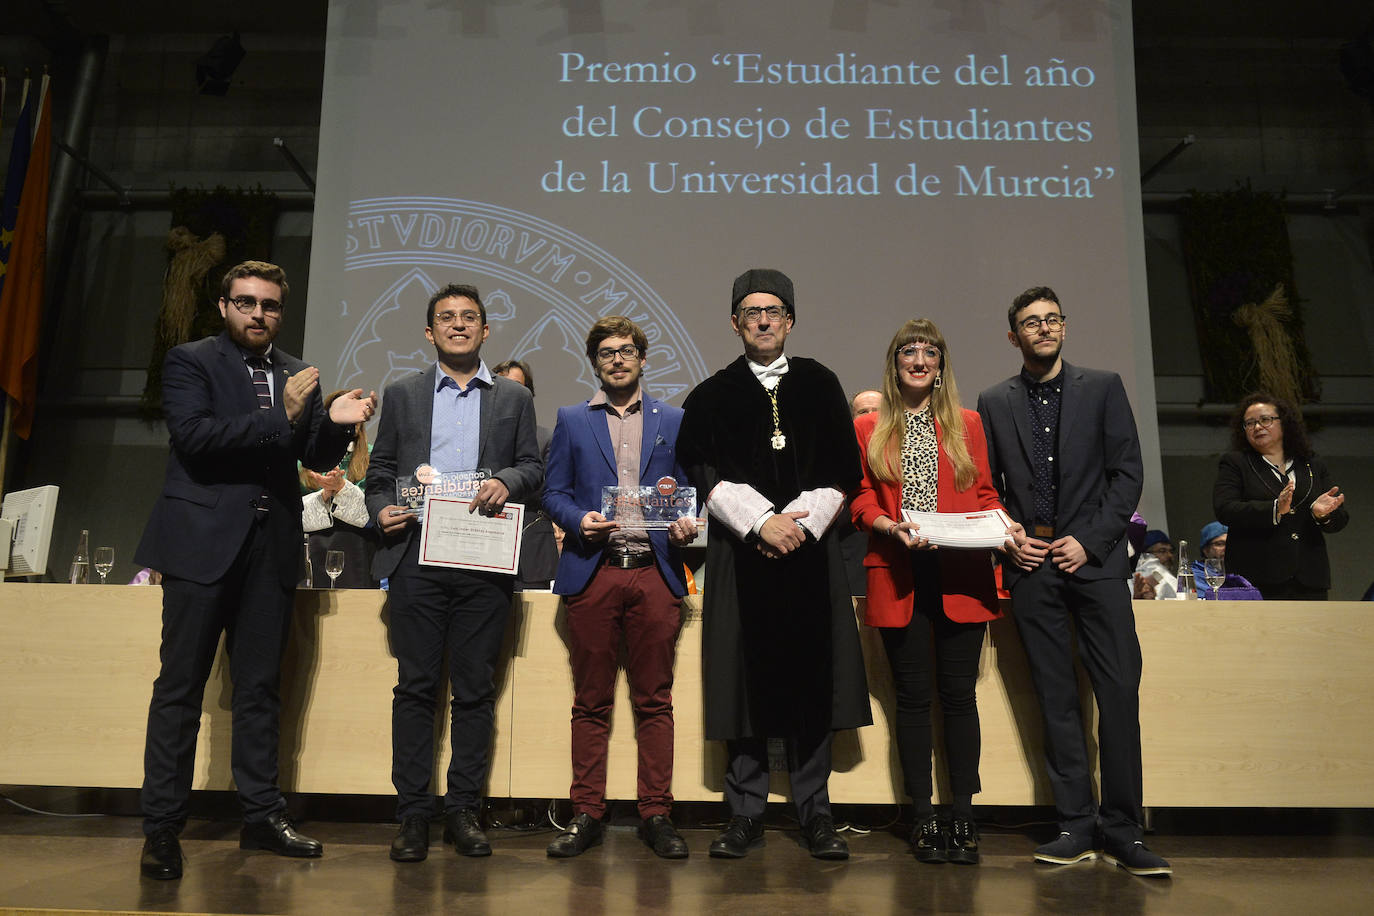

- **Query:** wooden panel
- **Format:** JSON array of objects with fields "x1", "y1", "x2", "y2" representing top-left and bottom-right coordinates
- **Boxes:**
[{"x1": 3, "y1": 582, "x2": 1372, "y2": 807}]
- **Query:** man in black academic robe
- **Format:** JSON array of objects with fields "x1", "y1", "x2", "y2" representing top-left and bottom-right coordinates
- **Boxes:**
[{"x1": 678, "y1": 268, "x2": 870, "y2": 861}]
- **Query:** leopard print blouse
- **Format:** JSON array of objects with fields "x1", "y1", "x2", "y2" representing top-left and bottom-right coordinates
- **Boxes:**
[{"x1": 901, "y1": 406, "x2": 938, "y2": 513}]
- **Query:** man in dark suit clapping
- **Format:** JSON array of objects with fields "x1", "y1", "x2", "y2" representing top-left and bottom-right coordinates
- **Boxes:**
[
  {"x1": 365, "y1": 284, "x2": 543, "y2": 862},
  {"x1": 136, "y1": 260, "x2": 376, "y2": 880},
  {"x1": 976, "y1": 286, "x2": 1169, "y2": 878}
]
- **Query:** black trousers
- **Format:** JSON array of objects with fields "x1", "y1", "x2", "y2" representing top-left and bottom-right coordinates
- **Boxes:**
[
  {"x1": 1011, "y1": 566, "x2": 1144, "y2": 847},
  {"x1": 724, "y1": 730, "x2": 833, "y2": 825},
  {"x1": 141, "y1": 515, "x2": 294, "y2": 835},
  {"x1": 387, "y1": 539, "x2": 513, "y2": 819},
  {"x1": 879, "y1": 554, "x2": 986, "y2": 806}
]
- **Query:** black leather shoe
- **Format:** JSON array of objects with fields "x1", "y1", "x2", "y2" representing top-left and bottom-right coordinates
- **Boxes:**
[
  {"x1": 947, "y1": 816, "x2": 980, "y2": 865},
  {"x1": 639, "y1": 814, "x2": 689, "y2": 859},
  {"x1": 912, "y1": 814, "x2": 948, "y2": 864},
  {"x1": 546, "y1": 812, "x2": 604, "y2": 858},
  {"x1": 708, "y1": 815, "x2": 765, "y2": 859},
  {"x1": 240, "y1": 811, "x2": 323, "y2": 858},
  {"x1": 389, "y1": 813, "x2": 431, "y2": 862},
  {"x1": 802, "y1": 815, "x2": 850, "y2": 861},
  {"x1": 140, "y1": 828, "x2": 183, "y2": 880},
  {"x1": 443, "y1": 807, "x2": 492, "y2": 857}
]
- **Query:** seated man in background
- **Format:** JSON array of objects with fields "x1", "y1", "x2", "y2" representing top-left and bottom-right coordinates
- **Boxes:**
[{"x1": 1133, "y1": 529, "x2": 1176, "y2": 599}]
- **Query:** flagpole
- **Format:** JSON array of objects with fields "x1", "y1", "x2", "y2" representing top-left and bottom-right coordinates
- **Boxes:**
[{"x1": 0, "y1": 397, "x2": 11, "y2": 502}]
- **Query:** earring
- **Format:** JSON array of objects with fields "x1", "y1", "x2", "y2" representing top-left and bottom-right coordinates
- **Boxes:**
[{"x1": 934, "y1": 375, "x2": 943, "y2": 389}]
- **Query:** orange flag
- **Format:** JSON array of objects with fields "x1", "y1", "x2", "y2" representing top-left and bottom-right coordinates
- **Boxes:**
[{"x1": 0, "y1": 84, "x2": 51, "y2": 439}]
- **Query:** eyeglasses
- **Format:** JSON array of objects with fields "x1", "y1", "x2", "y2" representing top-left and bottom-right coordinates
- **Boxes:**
[
  {"x1": 226, "y1": 295, "x2": 283, "y2": 316},
  {"x1": 1242, "y1": 415, "x2": 1280, "y2": 430},
  {"x1": 596, "y1": 344, "x2": 642, "y2": 364},
  {"x1": 1018, "y1": 313, "x2": 1065, "y2": 333},
  {"x1": 432, "y1": 309, "x2": 483, "y2": 328},
  {"x1": 737, "y1": 305, "x2": 787, "y2": 325},
  {"x1": 896, "y1": 345, "x2": 941, "y2": 363}
]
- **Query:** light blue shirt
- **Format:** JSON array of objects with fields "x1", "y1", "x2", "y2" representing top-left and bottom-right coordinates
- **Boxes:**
[{"x1": 430, "y1": 360, "x2": 491, "y2": 473}]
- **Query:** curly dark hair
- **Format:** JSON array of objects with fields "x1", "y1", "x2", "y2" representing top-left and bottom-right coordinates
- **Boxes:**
[{"x1": 1229, "y1": 391, "x2": 1312, "y2": 459}]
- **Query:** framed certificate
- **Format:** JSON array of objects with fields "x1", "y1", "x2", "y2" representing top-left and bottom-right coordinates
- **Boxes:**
[{"x1": 418, "y1": 497, "x2": 525, "y2": 574}]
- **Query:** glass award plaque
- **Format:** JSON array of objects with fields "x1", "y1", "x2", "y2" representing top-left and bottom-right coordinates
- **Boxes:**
[
  {"x1": 396, "y1": 466, "x2": 490, "y2": 523},
  {"x1": 601, "y1": 476, "x2": 697, "y2": 529}
]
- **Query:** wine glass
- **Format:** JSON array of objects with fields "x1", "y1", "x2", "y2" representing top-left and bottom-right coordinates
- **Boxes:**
[
  {"x1": 94, "y1": 547, "x2": 115, "y2": 585},
  {"x1": 324, "y1": 550, "x2": 345, "y2": 589},
  {"x1": 1202, "y1": 557, "x2": 1225, "y2": 599}
]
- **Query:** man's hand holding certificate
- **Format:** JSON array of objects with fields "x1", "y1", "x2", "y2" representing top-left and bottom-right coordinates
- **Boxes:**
[{"x1": 898, "y1": 508, "x2": 1018, "y2": 549}]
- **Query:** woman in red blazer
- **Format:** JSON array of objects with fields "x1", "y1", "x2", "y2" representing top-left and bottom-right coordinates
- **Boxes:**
[{"x1": 851, "y1": 318, "x2": 1023, "y2": 867}]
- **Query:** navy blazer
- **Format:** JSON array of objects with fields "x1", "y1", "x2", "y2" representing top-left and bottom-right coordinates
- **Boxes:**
[
  {"x1": 364, "y1": 365, "x2": 544, "y2": 580},
  {"x1": 134, "y1": 332, "x2": 351, "y2": 587},
  {"x1": 543, "y1": 394, "x2": 689, "y2": 597},
  {"x1": 1213, "y1": 449, "x2": 1348, "y2": 590},
  {"x1": 977, "y1": 361, "x2": 1143, "y2": 585}
]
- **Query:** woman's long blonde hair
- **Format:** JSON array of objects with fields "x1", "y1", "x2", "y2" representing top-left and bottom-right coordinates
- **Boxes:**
[
  {"x1": 866, "y1": 318, "x2": 976, "y2": 491},
  {"x1": 298, "y1": 390, "x2": 371, "y2": 490}
]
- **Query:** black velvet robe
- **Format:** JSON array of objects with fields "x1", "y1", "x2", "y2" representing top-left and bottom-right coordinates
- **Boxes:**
[{"x1": 678, "y1": 355, "x2": 871, "y2": 740}]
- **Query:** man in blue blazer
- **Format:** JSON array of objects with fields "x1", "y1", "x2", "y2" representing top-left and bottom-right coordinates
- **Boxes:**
[
  {"x1": 135, "y1": 260, "x2": 376, "y2": 879},
  {"x1": 541, "y1": 316, "x2": 698, "y2": 859},
  {"x1": 365, "y1": 283, "x2": 542, "y2": 862},
  {"x1": 976, "y1": 286, "x2": 1169, "y2": 877}
]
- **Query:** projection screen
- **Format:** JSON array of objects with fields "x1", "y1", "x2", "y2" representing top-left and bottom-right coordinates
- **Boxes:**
[{"x1": 306, "y1": 0, "x2": 1164, "y2": 519}]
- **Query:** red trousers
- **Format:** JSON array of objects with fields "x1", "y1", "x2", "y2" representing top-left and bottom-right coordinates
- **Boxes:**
[{"x1": 563, "y1": 561, "x2": 683, "y2": 818}]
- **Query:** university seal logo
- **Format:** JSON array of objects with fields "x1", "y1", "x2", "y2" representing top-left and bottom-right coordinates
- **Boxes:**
[{"x1": 335, "y1": 197, "x2": 706, "y2": 406}]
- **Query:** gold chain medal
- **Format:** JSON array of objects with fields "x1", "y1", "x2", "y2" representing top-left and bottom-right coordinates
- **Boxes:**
[{"x1": 766, "y1": 386, "x2": 786, "y2": 450}]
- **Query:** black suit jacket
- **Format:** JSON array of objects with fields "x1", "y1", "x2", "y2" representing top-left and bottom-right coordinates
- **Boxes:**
[
  {"x1": 977, "y1": 361, "x2": 1143, "y2": 586},
  {"x1": 1213, "y1": 450, "x2": 1348, "y2": 590},
  {"x1": 364, "y1": 365, "x2": 544, "y2": 580},
  {"x1": 134, "y1": 332, "x2": 351, "y2": 587}
]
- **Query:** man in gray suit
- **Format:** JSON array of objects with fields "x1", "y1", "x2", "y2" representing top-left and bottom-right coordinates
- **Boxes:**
[
  {"x1": 976, "y1": 286, "x2": 1169, "y2": 877},
  {"x1": 365, "y1": 283, "x2": 543, "y2": 862}
]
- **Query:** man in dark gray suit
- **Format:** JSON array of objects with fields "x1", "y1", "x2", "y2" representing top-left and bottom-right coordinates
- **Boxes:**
[
  {"x1": 365, "y1": 283, "x2": 542, "y2": 862},
  {"x1": 976, "y1": 286, "x2": 1170, "y2": 877}
]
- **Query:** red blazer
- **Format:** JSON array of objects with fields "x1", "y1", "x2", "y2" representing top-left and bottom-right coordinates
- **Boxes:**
[{"x1": 850, "y1": 408, "x2": 1005, "y2": 626}]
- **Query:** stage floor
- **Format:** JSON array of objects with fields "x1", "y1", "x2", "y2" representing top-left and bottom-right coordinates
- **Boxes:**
[{"x1": 1, "y1": 806, "x2": 1371, "y2": 915}]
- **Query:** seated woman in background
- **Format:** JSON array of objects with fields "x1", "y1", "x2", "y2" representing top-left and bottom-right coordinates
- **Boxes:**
[
  {"x1": 1212, "y1": 392, "x2": 1348, "y2": 600},
  {"x1": 300, "y1": 390, "x2": 378, "y2": 588},
  {"x1": 850, "y1": 318, "x2": 1024, "y2": 866}
]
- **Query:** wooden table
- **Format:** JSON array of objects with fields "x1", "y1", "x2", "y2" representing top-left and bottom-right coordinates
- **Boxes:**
[{"x1": 3, "y1": 583, "x2": 1370, "y2": 807}]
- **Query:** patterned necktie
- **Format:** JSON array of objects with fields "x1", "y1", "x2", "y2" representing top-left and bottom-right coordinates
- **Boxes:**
[{"x1": 246, "y1": 357, "x2": 272, "y2": 409}]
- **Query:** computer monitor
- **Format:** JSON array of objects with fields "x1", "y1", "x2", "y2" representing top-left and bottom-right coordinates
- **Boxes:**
[{"x1": 2, "y1": 485, "x2": 60, "y2": 579}]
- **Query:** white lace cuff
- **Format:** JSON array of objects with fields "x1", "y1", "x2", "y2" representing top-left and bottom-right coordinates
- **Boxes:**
[
  {"x1": 706, "y1": 481, "x2": 775, "y2": 540},
  {"x1": 782, "y1": 487, "x2": 845, "y2": 540}
]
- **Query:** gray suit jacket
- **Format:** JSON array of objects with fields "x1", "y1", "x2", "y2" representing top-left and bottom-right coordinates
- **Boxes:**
[
  {"x1": 976, "y1": 360, "x2": 1143, "y2": 586},
  {"x1": 364, "y1": 364, "x2": 544, "y2": 579}
]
